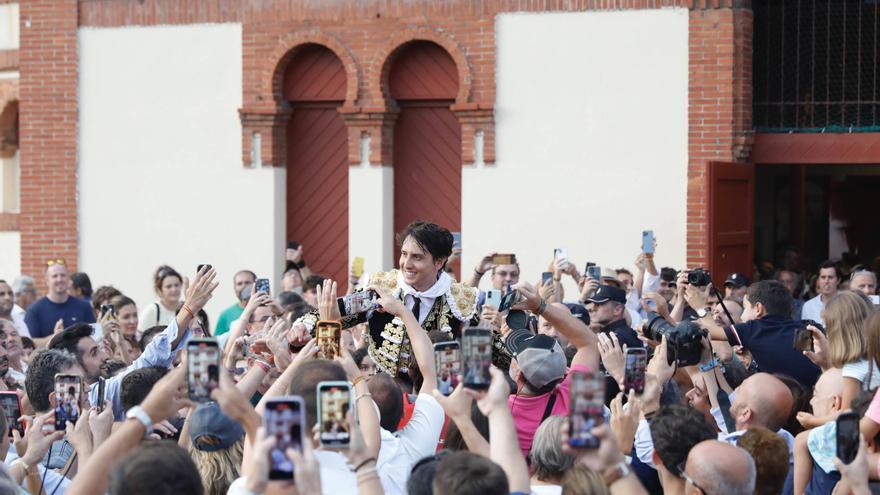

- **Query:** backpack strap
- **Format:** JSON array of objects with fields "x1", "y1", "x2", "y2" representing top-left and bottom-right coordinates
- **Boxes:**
[
  {"x1": 155, "y1": 302, "x2": 161, "y2": 326},
  {"x1": 540, "y1": 390, "x2": 558, "y2": 423}
]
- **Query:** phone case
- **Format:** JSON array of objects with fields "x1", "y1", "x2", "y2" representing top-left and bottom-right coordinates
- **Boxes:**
[
  {"x1": 462, "y1": 330, "x2": 492, "y2": 389},
  {"x1": 317, "y1": 382, "x2": 351, "y2": 446},
  {"x1": 265, "y1": 397, "x2": 305, "y2": 479},
  {"x1": 187, "y1": 339, "x2": 220, "y2": 402}
]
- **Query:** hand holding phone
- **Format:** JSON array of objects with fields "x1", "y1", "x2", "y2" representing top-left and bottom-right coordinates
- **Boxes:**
[
  {"x1": 316, "y1": 321, "x2": 342, "y2": 360},
  {"x1": 0, "y1": 392, "x2": 23, "y2": 438},
  {"x1": 642, "y1": 230, "x2": 655, "y2": 255},
  {"x1": 624, "y1": 348, "x2": 647, "y2": 394},
  {"x1": 255, "y1": 278, "x2": 271, "y2": 294},
  {"x1": 794, "y1": 327, "x2": 814, "y2": 353},
  {"x1": 484, "y1": 289, "x2": 502, "y2": 309},
  {"x1": 492, "y1": 254, "x2": 516, "y2": 265},
  {"x1": 352, "y1": 257, "x2": 365, "y2": 278},
  {"x1": 434, "y1": 342, "x2": 462, "y2": 396},
  {"x1": 569, "y1": 371, "x2": 605, "y2": 448},
  {"x1": 541, "y1": 272, "x2": 553, "y2": 286},
  {"x1": 587, "y1": 265, "x2": 602, "y2": 281},
  {"x1": 187, "y1": 339, "x2": 220, "y2": 402},
  {"x1": 462, "y1": 328, "x2": 493, "y2": 390},
  {"x1": 54, "y1": 374, "x2": 83, "y2": 431},
  {"x1": 836, "y1": 412, "x2": 860, "y2": 464}
]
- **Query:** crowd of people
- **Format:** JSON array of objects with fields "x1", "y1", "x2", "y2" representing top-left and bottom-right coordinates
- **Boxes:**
[{"x1": 0, "y1": 220, "x2": 877, "y2": 495}]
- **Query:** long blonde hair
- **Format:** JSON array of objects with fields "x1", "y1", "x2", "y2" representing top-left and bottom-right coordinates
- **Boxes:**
[
  {"x1": 188, "y1": 437, "x2": 243, "y2": 495},
  {"x1": 562, "y1": 465, "x2": 610, "y2": 495},
  {"x1": 825, "y1": 291, "x2": 873, "y2": 368}
]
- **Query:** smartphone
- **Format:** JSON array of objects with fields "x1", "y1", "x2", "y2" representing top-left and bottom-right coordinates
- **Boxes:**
[
  {"x1": 317, "y1": 381, "x2": 351, "y2": 447},
  {"x1": 554, "y1": 248, "x2": 568, "y2": 262},
  {"x1": 54, "y1": 374, "x2": 82, "y2": 431},
  {"x1": 0, "y1": 392, "x2": 23, "y2": 437},
  {"x1": 96, "y1": 377, "x2": 106, "y2": 412},
  {"x1": 569, "y1": 371, "x2": 605, "y2": 448},
  {"x1": 642, "y1": 230, "x2": 655, "y2": 254},
  {"x1": 287, "y1": 240, "x2": 300, "y2": 250},
  {"x1": 315, "y1": 320, "x2": 342, "y2": 360},
  {"x1": 541, "y1": 272, "x2": 553, "y2": 286},
  {"x1": 100, "y1": 304, "x2": 115, "y2": 319},
  {"x1": 492, "y1": 254, "x2": 515, "y2": 265},
  {"x1": 587, "y1": 265, "x2": 602, "y2": 281},
  {"x1": 836, "y1": 412, "x2": 860, "y2": 464},
  {"x1": 462, "y1": 328, "x2": 493, "y2": 390},
  {"x1": 337, "y1": 290, "x2": 377, "y2": 320},
  {"x1": 870, "y1": 295, "x2": 880, "y2": 305},
  {"x1": 264, "y1": 396, "x2": 306, "y2": 480},
  {"x1": 197, "y1": 264, "x2": 212, "y2": 273},
  {"x1": 794, "y1": 327, "x2": 814, "y2": 353},
  {"x1": 255, "y1": 278, "x2": 271, "y2": 294},
  {"x1": 434, "y1": 341, "x2": 461, "y2": 396},
  {"x1": 352, "y1": 257, "x2": 365, "y2": 278},
  {"x1": 187, "y1": 338, "x2": 220, "y2": 402},
  {"x1": 485, "y1": 289, "x2": 502, "y2": 309},
  {"x1": 624, "y1": 348, "x2": 647, "y2": 394},
  {"x1": 499, "y1": 288, "x2": 521, "y2": 312},
  {"x1": 452, "y1": 232, "x2": 462, "y2": 250}
]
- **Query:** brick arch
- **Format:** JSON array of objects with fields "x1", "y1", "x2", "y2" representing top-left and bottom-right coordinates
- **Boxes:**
[
  {"x1": 370, "y1": 27, "x2": 471, "y2": 107},
  {"x1": 264, "y1": 31, "x2": 359, "y2": 108}
]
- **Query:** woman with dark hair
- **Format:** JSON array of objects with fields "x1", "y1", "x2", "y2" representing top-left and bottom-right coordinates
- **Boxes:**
[{"x1": 138, "y1": 265, "x2": 183, "y2": 333}]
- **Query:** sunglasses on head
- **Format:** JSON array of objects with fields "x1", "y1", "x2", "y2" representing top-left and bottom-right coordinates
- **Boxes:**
[{"x1": 46, "y1": 259, "x2": 66, "y2": 267}]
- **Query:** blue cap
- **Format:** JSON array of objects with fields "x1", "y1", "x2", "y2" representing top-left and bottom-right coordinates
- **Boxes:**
[{"x1": 189, "y1": 402, "x2": 245, "y2": 451}]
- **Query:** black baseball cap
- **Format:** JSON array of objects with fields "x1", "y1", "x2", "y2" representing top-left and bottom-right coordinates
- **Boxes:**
[
  {"x1": 724, "y1": 273, "x2": 750, "y2": 288},
  {"x1": 586, "y1": 285, "x2": 627, "y2": 305}
]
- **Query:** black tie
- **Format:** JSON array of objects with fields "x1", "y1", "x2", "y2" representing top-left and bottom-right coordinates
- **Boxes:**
[{"x1": 412, "y1": 296, "x2": 421, "y2": 321}]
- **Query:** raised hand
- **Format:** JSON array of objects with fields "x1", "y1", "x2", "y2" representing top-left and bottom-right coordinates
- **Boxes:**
[
  {"x1": 184, "y1": 266, "x2": 219, "y2": 313},
  {"x1": 315, "y1": 279, "x2": 341, "y2": 321}
]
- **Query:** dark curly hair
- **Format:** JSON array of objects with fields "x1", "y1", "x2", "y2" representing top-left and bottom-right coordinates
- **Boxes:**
[{"x1": 649, "y1": 404, "x2": 716, "y2": 476}]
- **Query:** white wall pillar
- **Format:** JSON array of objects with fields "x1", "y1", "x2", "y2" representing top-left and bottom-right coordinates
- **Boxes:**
[{"x1": 349, "y1": 161, "x2": 394, "y2": 274}]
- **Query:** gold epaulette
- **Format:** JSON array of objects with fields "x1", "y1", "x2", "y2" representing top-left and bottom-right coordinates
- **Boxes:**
[{"x1": 449, "y1": 281, "x2": 478, "y2": 320}]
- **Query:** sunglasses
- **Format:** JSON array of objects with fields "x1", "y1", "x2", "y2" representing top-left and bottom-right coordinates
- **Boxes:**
[
  {"x1": 680, "y1": 468, "x2": 706, "y2": 493},
  {"x1": 46, "y1": 259, "x2": 66, "y2": 267}
]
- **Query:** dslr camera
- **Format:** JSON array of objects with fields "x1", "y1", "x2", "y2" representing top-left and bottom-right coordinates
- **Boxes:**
[
  {"x1": 644, "y1": 312, "x2": 707, "y2": 367},
  {"x1": 687, "y1": 268, "x2": 712, "y2": 287}
]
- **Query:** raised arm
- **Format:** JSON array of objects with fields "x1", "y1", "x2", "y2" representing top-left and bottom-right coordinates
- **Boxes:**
[
  {"x1": 513, "y1": 281, "x2": 599, "y2": 371},
  {"x1": 467, "y1": 252, "x2": 497, "y2": 288},
  {"x1": 371, "y1": 285, "x2": 437, "y2": 393},
  {"x1": 174, "y1": 266, "x2": 219, "y2": 350},
  {"x1": 433, "y1": 383, "x2": 489, "y2": 456}
]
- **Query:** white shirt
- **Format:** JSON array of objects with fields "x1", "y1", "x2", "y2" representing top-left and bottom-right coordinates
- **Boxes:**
[
  {"x1": 842, "y1": 359, "x2": 880, "y2": 390},
  {"x1": 5, "y1": 446, "x2": 70, "y2": 494},
  {"x1": 801, "y1": 295, "x2": 826, "y2": 326},
  {"x1": 405, "y1": 294, "x2": 435, "y2": 326},
  {"x1": 377, "y1": 393, "x2": 445, "y2": 495},
  {"x1": 316, "y1": 450, "x2": 357, "y2": 494},
  {"x1": 10, "y1": 305, "x2": 28, "y2": 338}
]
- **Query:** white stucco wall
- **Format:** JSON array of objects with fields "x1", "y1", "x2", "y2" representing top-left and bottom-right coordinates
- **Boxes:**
[
  {"x1": 78, "y1": 23, "x2": 286, "y2": 324},
  {"x1": 0, "y1": 4, "x2": 18, "y2": 51},
  {"x1": 462, "y1": 9, "x2": 688, "y2": 294},
  {"x1": 0, "y1": 231, "x2": 20, "y2": 279}
]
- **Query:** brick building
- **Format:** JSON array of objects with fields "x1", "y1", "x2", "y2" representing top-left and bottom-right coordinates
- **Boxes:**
[{"x1": 0, "y1": 0, "x2": 876, "y2": 318}]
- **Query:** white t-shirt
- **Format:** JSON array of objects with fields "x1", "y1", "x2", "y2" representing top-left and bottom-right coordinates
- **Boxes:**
[
  {"x1": 843, "y1": 360, "x2": 880, "y2": 390},
  {"x1": 10, "y1": 305, "x2": 29, "y2": 338},
  {"x1": 316, "y1": 450, "x2": 357, "y2": 494},
  {"x1": 801, "y1": 295, "x2": 825, "y2": 326},
  {"x1": 137, "y1": 301, "x2": 179, "y2": 333},
  {"x1": 377, "y1": 393, "x2": 445, "y2": 495},
  {"x1": 531, "y1": 485, "x2": 563, "y2": 495}
]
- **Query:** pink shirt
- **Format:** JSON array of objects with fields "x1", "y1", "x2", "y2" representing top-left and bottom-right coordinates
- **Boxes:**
[
  {"x1": 867, "y1": 387, "x2": 880, "y2": 424},
  {"x1": 508, "y1": 364, "x2": 590, "y2": 457}
]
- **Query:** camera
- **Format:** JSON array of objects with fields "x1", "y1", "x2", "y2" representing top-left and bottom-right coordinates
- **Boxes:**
[
  {"x1": 687, "y1": 268, "x2": 712, "y2": 287},
  {"x1": 644, "y1": 312, "x2": 707, "y2": 367}
]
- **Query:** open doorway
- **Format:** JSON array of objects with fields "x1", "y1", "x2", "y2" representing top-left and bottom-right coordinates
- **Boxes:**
[{"x1": 754, "y1": 164, "x2": 880, "y2": 274}]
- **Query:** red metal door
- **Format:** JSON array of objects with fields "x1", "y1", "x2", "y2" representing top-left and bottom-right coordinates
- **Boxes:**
[
  {"x1": 708, "y1": 161, "x2": 755, "y2": 280},
  {"x1": 284, "y1": 44, "x2": 348, "y2": 284},
  {"x1": 390, "y1": 41, "x2": 461, "y2": 266}
]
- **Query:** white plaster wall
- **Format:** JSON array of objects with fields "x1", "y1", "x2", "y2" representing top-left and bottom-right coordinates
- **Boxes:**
[
  {"x1": 463, "y1": 9, "x2": 688, "y2": 295},
  {"x1": 0, "y1": 4, "x2": 18, "y2": 51},
  {"x1": 0, "y1": 231, "x2": 20, "y2": 279},
  {"x1": 79, "y1": 24, "x2": 286, "y2": 325}
]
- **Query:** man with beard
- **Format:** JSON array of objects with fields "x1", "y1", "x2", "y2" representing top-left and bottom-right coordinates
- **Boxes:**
[
  {"x1": 48, "y1": 267, "x2": 218, "y2": 419},
  {"x1": 24, "y1": 261, "x2": 95, "y2": 347}
]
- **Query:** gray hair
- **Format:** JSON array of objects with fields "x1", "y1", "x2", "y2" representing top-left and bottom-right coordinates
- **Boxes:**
[
  {"x1": 528, "y1": 416, "x2": 575, "y2": 481},
  {"x1": 851, "y1": 270, "x2": 877, "y2": 284},
  {"x1": 692, "y1": 446, "x2": 756, "y2": 495},
  {"x1": 11, "y1": 276, "x2": 34, "y2": 295}
]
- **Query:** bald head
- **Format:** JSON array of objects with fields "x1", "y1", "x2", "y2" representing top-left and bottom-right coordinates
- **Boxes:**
[
  {"x1": 732, "y1": 373, "x2": 793, "y2": 432},
  {"x1": 685, "y1": 440, "x2": 756, "y2": 495},
  {"x1": 811, "y1": 368, "x2": 844, "y2": 418}
]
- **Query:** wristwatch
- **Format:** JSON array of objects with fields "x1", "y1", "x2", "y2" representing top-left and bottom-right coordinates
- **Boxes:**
[
  {"x1": 125, "y1": 406, "x2": 154, "y2": 438},
  {"x1": 603, "y1": 461, "x2": 631, "y2": 486},
  {"x1": 696, "y1": 306, "x2": 710, "y2": 318}
]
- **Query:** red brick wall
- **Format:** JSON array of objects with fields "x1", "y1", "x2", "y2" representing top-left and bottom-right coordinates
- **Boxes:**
[
  {"x1": 18, "y1": 0, "x2": 753, "y2": 280},
  {"x1": 686, "y1": 5, "x2": 753, "y2": 270},
  {"x1": 18, "y1": 0, "x2": 79, "y2": 280}
]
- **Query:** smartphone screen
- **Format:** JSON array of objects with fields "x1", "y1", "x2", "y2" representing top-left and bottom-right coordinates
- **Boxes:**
[
  {"x1": 452, "y1": 232, "x2": 462, "y2": 250},
  {"x1": 265, "y1": 397, "x2": 305, "y2": 480},
  {"x1": 255, "y1": 278, "x2": 271, "y2": 294},
  {"x1": 54, "y1": 374, "x2": 82, "y2": 431},
  {"x1": 587, "y1": 265, "x2": 602, "y2": 281},
  {"x1": 642, "y1": 230, "x2": 655, "y2": 254},
  {"x1": 434, "y1": 342, "x2": 461, "y2": 396},
  {"x1": 499, "y1": 289, "x2": 521, "y2": 312},
  {"x1": 96, "y1": 377, "x2": 106, "y2": 411},
  {"x1": 100, "y1": 304, "x2": 114, "y2": 319},
  {"x1": 316, "y1": 321, "x2": 342, "y2": 360},
  {"x1": 794, "y1": 328, "x2": 814, "y2": 352},
  {"x1": 624, "y1": 349, "x2": 647, "y2": 394},
  {"x1": 336, "y1": 290, "x2": 377, "y2": 319},
  {"x1": 187, "y1": 339, "x2": 220, "y2": 402},
  {"x1": 554, "y1": 248, "x2": 568, "y2": 262},
  {"x1": 0, "y1": 392, "x2": 22, "y2": 437},
  {"x1": 569, "y1": 371, "x2": 605, "y2": 448},
  {"x1": 318, "y1": 382, "x2": 351, "y2": 447},
  {"x1": 836, "y1": 412, "x2": 860, "y2": 464},
  {"x1": 492, "y1": 254, "x2": 515, "y2": 265},
  {"x1": 462, "y1": 328, "x2": 493, "y2": 390},
  {"x1": 485, "y1": 289, "x2": 502, "y2": 309},
  {"x1": 541, "y1": 272, "x2": 553, "y2": 285}
]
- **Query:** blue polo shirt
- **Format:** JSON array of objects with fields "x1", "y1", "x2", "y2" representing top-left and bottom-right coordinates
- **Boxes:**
[
  {"x1": 24, "y1": 296, "x2": 96, "y2": 338},
  {"x1": 725, "y1": 315, "x2": 821, "y2": 388}
]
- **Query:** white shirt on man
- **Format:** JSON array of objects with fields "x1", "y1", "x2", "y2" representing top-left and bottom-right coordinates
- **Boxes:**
[
  {"x1": 377, "y1": 393, "x2": 445, "y2": 495},
  {"x1": 801, "y1": 295, "x2": 826, "y2": 326}
]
